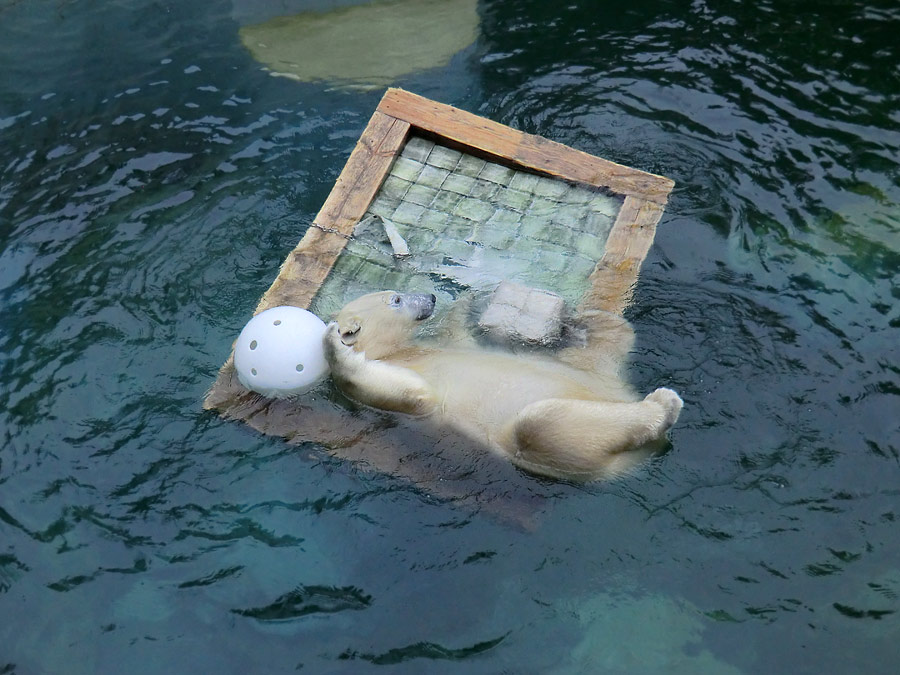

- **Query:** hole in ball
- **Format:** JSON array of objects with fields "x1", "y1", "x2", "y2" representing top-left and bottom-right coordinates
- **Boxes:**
[
  {"x1": 251, "y1": 368, "x2": 257, "y2": 376},
  {"x1": 249, "y1": 340, "x2": 258, "y2": 350},
  {"x1": 273, "y1": 320, "x2": 282, "y2": 326},
  {"x1": 295, "y1": 363, "x2": 304, "y2": 372}
]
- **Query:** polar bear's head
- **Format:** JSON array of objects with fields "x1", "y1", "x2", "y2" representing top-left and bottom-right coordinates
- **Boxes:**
[{"x1": 333, "y1": 291, "x2": 436, "y2": 359}]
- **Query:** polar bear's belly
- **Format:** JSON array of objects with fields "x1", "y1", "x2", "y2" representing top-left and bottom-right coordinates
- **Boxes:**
[{"x1": 404, "y1": 350, "x2": 634, "y2": 438}]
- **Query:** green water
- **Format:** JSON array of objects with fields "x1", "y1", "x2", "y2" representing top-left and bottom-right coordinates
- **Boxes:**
[{"x1": 1, "y1": 1, "x2": 897, "y2": 672}]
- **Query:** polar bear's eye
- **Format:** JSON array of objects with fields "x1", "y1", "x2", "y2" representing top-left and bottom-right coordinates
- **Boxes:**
[{"x1": 389, "y1": 294, "x2": 403, "y2": 307}]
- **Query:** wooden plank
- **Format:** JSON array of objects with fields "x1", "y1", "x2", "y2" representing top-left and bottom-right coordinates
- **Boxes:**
[
  {"x1": 253, "y1": 227, "x2": 350, "y2": 313},
  {"x1": 253, "y1": 111, "x2": 410, "y2": 314},
  {"x1": 202, "y1": 379, "x2": 544, "y2": 528},
  {"x1": 204, "y1": 111, "x2": 409, "y2": 410},
  {"x1": 377, "y1": 88, "x2": 675, "y2": 204},
  {"x1": 580, "y1": 195, "x2": 666, "y2": 315},
  {"x1": 313, "y1": 111, "x2": 410, "y2": 238}
]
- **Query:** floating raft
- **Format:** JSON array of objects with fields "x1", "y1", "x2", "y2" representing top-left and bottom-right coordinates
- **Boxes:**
[{"x1": 205, "y1": 89, "x2": 674, "y2": 522}]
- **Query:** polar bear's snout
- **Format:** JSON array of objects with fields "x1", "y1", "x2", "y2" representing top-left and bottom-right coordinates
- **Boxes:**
[{"x1": 395, "y1": 292, "x2": 436, "y2": 321}]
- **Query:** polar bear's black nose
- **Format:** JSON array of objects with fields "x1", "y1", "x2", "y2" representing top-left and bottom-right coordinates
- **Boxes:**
[{"x1": 406, "y1": 292, "x2": 436, "y2": 321}]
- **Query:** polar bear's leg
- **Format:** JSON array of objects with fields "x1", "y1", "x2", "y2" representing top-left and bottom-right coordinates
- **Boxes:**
[
  {"x1": 323, "y1": 323, "x2": 437, "y2": 416},
  {"x1": 502, "y1": 388, "x2": 683, "y2": 480}
]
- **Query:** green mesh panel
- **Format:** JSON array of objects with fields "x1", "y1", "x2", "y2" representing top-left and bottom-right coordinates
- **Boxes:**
[{"x1": 310, "y1": 136, "x2": 623, "y2": 319}]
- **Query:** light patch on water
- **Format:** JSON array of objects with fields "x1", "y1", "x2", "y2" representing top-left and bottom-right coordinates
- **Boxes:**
[
  {"x1": 113, "y1": 581, "x2": 176, "y2": 623},
  {"x1": 238, "y1": 0, "x2": 479, "y2": 89},
  {"x1": 566, "y1": 591, "x2": 744, "y2": 674}
]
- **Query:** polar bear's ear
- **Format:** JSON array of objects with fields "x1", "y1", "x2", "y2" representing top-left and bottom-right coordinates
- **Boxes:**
[{"x1": 339, "y1": 320, "x2": 361, "y2": 346}]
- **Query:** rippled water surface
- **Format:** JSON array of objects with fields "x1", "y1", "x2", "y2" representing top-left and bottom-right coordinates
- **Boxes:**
[{"x1": 1, "y1": 1, "x2": 898, "y2": 672}]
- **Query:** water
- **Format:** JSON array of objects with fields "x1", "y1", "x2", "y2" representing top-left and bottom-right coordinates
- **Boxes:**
[{"x1": 1, "y1": 0, "x2": 897, "y2": 672}]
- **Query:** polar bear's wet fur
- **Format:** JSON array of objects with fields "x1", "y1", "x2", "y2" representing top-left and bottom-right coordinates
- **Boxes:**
[{"x1": 324, "y1": 290, "x2": 682, "y2": 481}]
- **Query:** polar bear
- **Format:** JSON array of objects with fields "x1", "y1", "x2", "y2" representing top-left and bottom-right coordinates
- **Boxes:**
[{"x1": 323, "y1": 290, "x2": 683, "y2": 481}]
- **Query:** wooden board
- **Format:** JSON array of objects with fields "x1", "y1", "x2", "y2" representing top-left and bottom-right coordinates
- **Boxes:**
[
  {"x1": 254, "y1": 111, "x2": 410, "y2": 313},
  {"x1": 378, "y1": 88, "x2": 674, "y2": 204},
  {"x1": 204, "y1": 89, "x2": 674, "y2": 524},
  {"x1": 583, "y1": 196, "x2": 667, "y2": 315}
]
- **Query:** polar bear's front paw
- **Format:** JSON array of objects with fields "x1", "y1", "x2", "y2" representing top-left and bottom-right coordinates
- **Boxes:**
[
  {"x1": 323, "y1": 322, "x2": 365, "y2": 372},
  {"x1": 323, "y1": 322, "x2": 348, "y2": 360}
]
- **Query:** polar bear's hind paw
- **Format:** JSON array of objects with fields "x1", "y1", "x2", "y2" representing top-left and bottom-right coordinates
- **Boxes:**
[{"x1": 644, "y1": 387, "x2": 683, "y2": 429}]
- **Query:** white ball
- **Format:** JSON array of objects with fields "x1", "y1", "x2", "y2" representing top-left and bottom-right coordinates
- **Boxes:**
[{"x1": 233, "y1": 306, "x2": 329, "y2": 398}]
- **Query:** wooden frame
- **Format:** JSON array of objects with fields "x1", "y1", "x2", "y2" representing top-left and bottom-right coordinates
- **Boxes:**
[
  {"x1": 248, "y1": 88, "x2": 672, "y2": 317},
  {"x1": 203, "y1": 89, "x2": 674, "y2": 523}
]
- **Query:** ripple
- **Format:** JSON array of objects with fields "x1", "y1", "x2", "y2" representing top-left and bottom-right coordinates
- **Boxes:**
[
  {"x1": 232, "y1": 584, "x2": 372, "y2": 622},
  {"x1": 338, "y1": 633, "x2": 507, "y2": 665}
]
